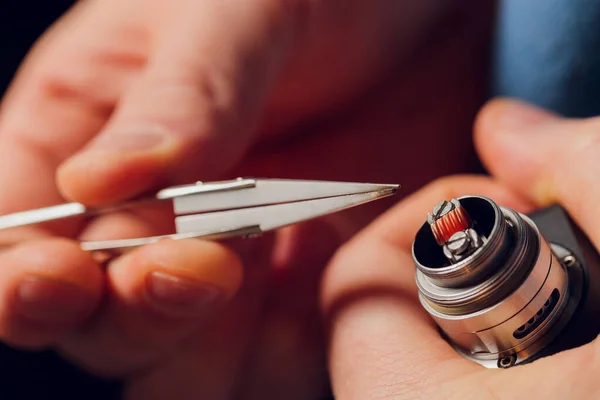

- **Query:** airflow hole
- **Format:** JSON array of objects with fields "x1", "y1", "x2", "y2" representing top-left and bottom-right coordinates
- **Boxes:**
[
  {"x1": 513, "y1": 289, "x2": 560, "y2": 339},
  {"x1": 536, "y1": 308, "x2": 544, "y2": 317}
]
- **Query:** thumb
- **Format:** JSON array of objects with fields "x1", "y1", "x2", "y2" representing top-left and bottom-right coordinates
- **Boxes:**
[
  {"x1": 474, "y1": 97, "x2": 600, "y2": 243},
  {"x1": 57, "y1": 1, "x2": 299, "y2": 205}
]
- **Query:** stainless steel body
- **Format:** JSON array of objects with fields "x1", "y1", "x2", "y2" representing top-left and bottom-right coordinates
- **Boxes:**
[
  {"x1": 412, "y1": 196, "x2": 600, "y2": 368},
  {"x1": 0, "y1": 178, "x2": 398, "y2": 257}
]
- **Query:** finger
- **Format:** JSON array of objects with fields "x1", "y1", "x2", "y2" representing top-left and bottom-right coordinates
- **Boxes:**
[
  {"x1": 57, "y1": 0, "x2": 302, "y2": 205},
  {"x1": 480, "y1": 339, "x2": 600, "y2": 400},
  {"x1": 124, "y1": 235, "x2": 274, "y2": 400},
  {"x1": 126, "y1": 235, "x2": 273, "y2": 399},
  {"x1": 0, "y1": 239, "x2": 103, "y2": 349},
  {"x1": 474, "y1": 98, "x2": 600, "y2": 245},
  {"x1": 0, "y1": 0, "x2": 145, "y2": 232},
  {"x1": 58, "y1": 237, "x2": 244, "y2": 377},
  {"x1": 376, "y1": 337, "x2": 600, "y2": 400},
  {"x1": 321, "y1": 175, "x2": 530, "y2": 399}
]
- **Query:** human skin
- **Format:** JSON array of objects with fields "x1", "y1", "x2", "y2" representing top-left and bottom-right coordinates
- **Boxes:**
[
  {"x1": 0, "y1": 1, "x2": 493, "y2": 398},
  {"x1": 322, "y1": 98, "x2": 600, "y2": 399}
]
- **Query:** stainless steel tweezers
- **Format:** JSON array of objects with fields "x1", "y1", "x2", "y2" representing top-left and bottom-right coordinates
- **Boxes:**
[{"x1": 0, "y1": 178, "x2": 399, "y2": 254}]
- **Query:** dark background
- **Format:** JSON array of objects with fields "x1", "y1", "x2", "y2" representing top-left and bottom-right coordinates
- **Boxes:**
[
  {"x1": 0, "y1": 2, "x2": 121, "y2": 399},
  {"x1": 1, "y1": 2, "x2": 72, "y2": 92}
]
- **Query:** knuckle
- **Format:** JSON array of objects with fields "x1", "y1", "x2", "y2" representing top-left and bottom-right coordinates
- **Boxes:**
[
  {"x1": 124, "y1": 67, "x2": 238, "y2": 143},
  {"x1": 321, "y1": 239, "x2": 364, "y2": 303},
  {"x1": 33, "y1": 64, "x2": 115, "y2": 118},
  {"x1": 322, "y1": 241, "x2": 353, "y2": 282},
  {"x1": 327, "y1": 236, "x2": 375, "y2": 278}
]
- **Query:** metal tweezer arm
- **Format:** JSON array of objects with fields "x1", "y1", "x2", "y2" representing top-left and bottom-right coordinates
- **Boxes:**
[{"x1": 0, "y1": 178, "x2": 399, "y2": 254}]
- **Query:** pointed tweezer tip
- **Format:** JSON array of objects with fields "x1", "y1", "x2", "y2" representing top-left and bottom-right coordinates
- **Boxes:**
[
  {"x1": 342, "y1": 181, "x2": 400, "y2": 194},
  {"x1": 382, "y1": 183, "x2": 401, "y2": 190},
  {"x1": 375, "y1": 185, "x2": 399, "y2": 198},
  {"x1": 351, "y1": 182, "x2": 399, "y2": 199},
  {"x1": 371, "y1": 183, "x2": 400, "y2": 194}
]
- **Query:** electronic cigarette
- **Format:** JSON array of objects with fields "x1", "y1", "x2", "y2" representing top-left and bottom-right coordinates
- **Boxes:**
[{"x1": 411, "y1": 196, "x2": 600, "y2": 368}]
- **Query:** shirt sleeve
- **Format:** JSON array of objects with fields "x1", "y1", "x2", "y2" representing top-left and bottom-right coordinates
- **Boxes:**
[{"x1": 492, "y1": 0, "x2": 600, "y2": 117}]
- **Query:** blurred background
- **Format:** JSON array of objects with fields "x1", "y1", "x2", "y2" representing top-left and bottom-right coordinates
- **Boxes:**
[{"x1": 2, "y1": 1, "x2": 73, "y2": 93}]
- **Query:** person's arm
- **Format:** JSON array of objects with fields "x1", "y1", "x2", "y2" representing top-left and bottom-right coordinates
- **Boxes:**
[
  {"x1": 0, "y1": 1, "x2": 493, "y2": 398},
  {"x1": 493, "y1": 0, "x2": 600, "y2": 118}
]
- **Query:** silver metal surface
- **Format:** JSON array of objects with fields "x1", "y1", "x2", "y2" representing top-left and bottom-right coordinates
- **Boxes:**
[
  {"x1": 442, "y1": 229, "x2": 483, "y2": 262},
  {"x1": 415, "y1": 196, "x2": 509, "y2": 289},
  {"x1": 0, "y1": 178, "x2": 260, "y2": 230},
  {"x1": 172, "y1": 179, "x2": 398, "y2": 215},
  {"x1": 446, "y1": 231, "x2": 470, "y2": 254},
  {"x1": 175, "y1": 190, "x2": 394, "y2": 234},
  {"x1": 80, "y1": 226, "x2": 263, "y2": 252},
  {"x1": 156, "y1": 178, "x2": 257, "y2": 200},
  {"x1": 80, "y1": 188, "x2": 396, "y2": 252},
  {"x1": 0, "y1": 203, "x2": 88, "y2": 230},
  {"x1": 0, "y1": 178, "x2": 399, "y2": 254},
  {"x1": 412, "y1": 195, "x2": 580, "y2": 368},
  {"x1": 422, "y1": 237, "x2": 565, "y2": 355},
  {"x1": 427, "y1": 198, "x2": 460, "y2": 225}
]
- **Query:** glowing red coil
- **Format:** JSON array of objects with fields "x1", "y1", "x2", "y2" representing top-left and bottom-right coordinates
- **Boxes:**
[{"x1": 430, "y1": 207, "x2": 470, "y2": 245}]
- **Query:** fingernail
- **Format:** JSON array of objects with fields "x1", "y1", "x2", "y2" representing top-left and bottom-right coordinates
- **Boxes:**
[
  {"x1": 146, "y1": 271, "x2": 221, "y2": 316},
  {"x1": 16, "y1": 277, "x2": 93, "y2": 322},
  {"x1": 496, "y1": 100, "x2": 557, "y2": 131},
  {"x1": 85, "y1": 125, "x2": 175, "y2": 154}
]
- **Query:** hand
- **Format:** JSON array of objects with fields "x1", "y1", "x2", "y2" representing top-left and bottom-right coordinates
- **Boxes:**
[
  {"x1": 0, "y1": 0, "x2": 492, "y2": 398},
  {"x1": 321, "y1": 100, "x2": 600, "y2": 399}
]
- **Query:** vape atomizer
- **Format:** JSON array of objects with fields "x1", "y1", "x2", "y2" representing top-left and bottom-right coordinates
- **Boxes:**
[{"x1": 411, "y1": 196, "x2": 600, "y2": 368}]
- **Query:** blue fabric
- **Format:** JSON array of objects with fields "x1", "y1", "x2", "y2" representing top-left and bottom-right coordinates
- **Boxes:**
[{"x1": 493, "y1": 0, "x2": 600, "y2": 117}]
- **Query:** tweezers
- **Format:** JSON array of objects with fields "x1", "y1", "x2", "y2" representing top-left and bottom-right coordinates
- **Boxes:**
[{"x1": 0, "y1": 178, "x2": 399, "y2": 255}]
